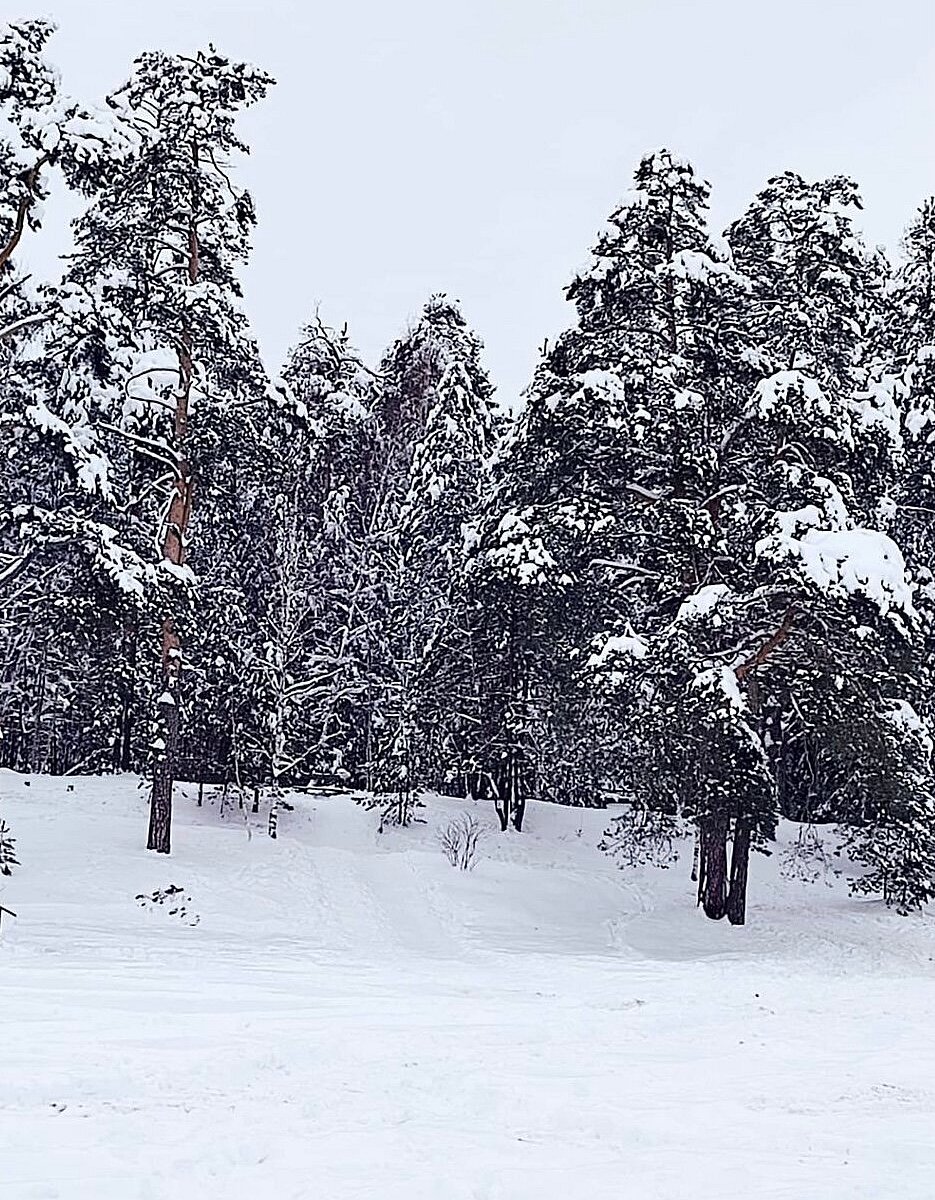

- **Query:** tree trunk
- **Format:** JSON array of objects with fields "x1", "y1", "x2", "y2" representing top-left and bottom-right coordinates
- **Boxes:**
[
  {"x1": 727, "y1": 818, "x2": 752, "y2": 926},
  {"x1": 147, "y1": 675, "x2": 178, "y2": 853},
  {"x1": 511, "y1": 756, "x2": 526, "y2": 832},
  {"x1": 492, "y1": 761, "x2": 510, "y2": 831},
  {"x1": 699, "y1": 810, "x2": 729, "y2": 920},
  {"x1": 268, "y1": 795, "x2": 279, "y2": 839},
  {"x1": 117, "y1": 617, "x2": 138, "y2": 772},
  {"x1": 146, "y1": 238, "x2": 195, "y2": 851}
]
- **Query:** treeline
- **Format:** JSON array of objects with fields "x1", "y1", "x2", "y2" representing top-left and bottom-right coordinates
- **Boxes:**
[{"x1": 1, "y1": 22, "x2": 934, "y2": 923}]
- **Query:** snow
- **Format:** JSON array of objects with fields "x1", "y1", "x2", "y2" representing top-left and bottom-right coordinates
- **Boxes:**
[
  {"x1": 692, "y1": 662, "x2": 746, "y2": 713},
  {"x1": 756, "y1": 488, "x2": 916, "y2": 622},
  {"x1": 588, "y1": 625, "x2": 649, "y2": 683},
  {"x1": 769, "y1": 526, "x2": 917, "y2": 621},
  {"x1": 666, "y1": 249, "x2": 748, "y2": 289},
  {"x1": 672, "y1": 387, "x2": 703, "y2": 410},
  {"x1": 487, "y1": 510, "x2": 557, "y2": 585},
  {"x1": 2, "y1": 774, "x2": 934, "y2": 1199},
  {"x1": 676, "y1": 582, "x2": 731, "y2": 623},
  {"x1": 750, "y1": 370, "x2": 854, "y2": 447},
  {"x1": 884, "y1": 699, "x2": 934, "y2": 759}
]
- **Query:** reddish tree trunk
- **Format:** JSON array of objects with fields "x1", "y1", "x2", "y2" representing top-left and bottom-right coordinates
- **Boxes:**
[{"x1": 146, "y1": 310, "x2": 195, "y2": 852}]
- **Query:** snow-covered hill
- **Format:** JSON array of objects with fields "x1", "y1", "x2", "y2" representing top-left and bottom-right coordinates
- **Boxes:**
[{"x1": 1, "y1": 773, "x2": 933, "y2": 1199}]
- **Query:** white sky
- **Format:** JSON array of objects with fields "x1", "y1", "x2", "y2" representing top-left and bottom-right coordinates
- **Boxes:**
[{"x1": 12, "y1": 0, "x2": 935, "y2": 404}]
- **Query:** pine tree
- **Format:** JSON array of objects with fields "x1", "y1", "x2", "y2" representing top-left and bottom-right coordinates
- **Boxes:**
[
  {"x1": 0, "y1": 20, "x2": 143, "y2": 776},
  {"x1": 882, "y1": 198, "x2": 935, "y2": 617},
  {"x1": 719, "y1": 172, "x2": 931, "y2": 914},
  {"x1": 367, "y1": 296, "x2": 499, "y2": 824},
  {"x1": 46, "y1": 47, "x2": 274, "y2": 851},
  {"x1": 259, "y1": 316, "x2": 379, "y2": 796},
  {"x1": 840, "y1": 195, "x2": 935, "y2": 911},
  {"x1": 471, "y1": 151, "x2": 757, "y2": 849},
  {"x1": 600, "y1": 171, "x2": 927, "y2": 922}
]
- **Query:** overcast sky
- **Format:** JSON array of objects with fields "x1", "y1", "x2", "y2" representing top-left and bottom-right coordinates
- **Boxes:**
[{"x1": 13, "y1": 0, "x2": 935, "y2": 404}]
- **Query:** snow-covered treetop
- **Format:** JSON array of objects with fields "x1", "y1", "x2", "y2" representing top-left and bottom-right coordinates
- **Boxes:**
[
  {"x1": 894, "y1": 197, "x2": 935, "y2": 348},
  {"x1": 112, "y1": 47, "x2": 272, "y2": 161},
  {"x1": 0, "y1": 20, "x2": 58, "y2": 115},
  {"x1": 567, "y1": 147, "x2": 733, "y2": 347},
  {"x1": 0, "y1": 18, "x2": 139, "y2": 241},
  {"x1": 380, "y1": 294, "x2": 496, "y2": 432},
  {"x1": 727, "y1": 172, "x2": 877, "y2": 382},
  {"x1": 283, "y1": 316, "x2": 373, "y2": 434}
]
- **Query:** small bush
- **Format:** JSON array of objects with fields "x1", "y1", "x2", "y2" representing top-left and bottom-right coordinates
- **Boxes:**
[
  {"x1": 780, "y1": 825, "x2": 840, "y2": 887},
  {"x1": 0, "y1": 817, "x2": 18, "y2": 877},
  {"x1": 439, "y1": 812, "x2": 482, "y2": 871}
]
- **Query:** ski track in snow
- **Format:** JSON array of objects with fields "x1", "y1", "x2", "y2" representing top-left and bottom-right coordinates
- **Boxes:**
[{"x1": 1, "y1": 772, "x2": 934, "y2": 1199}]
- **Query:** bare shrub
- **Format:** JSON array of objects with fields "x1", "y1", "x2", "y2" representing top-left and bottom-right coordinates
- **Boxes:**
[
  {"x1": 438, "y1": 812, "x2": 482, "y2": 870},
  {"x1": 780, "y1": 824, "x2": 840, "y2": 887},
  {"x1": 599, "y1": 804, "x2": 689, "y2": 869}
]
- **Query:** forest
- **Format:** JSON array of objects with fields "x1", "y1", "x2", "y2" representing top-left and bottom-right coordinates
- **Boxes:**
[{"x1": 2, "y1": 19, "x2": 934, "y2": 928}]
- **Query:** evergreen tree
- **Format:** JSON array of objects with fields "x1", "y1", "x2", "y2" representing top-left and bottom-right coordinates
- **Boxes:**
[
  {"x1": 186, "y1": 316, "x2": 378, "y2": 834},
  {"x1": 0, "y1": 20, "x2": 142, "y2": 776},
  {"x1": 717, "y1": 172, "x2": 929, "y2": 914},
  {"x1": 368, "y1": 296, "x2": 499, "y2": 825},
  {"x1": 842, "y1": 195, "x2": 935, "y2": 911},
  {"x1": 45, "y1": 47, "x2": 274, "y2": 851},
  {"x1": 602, "y1": 170, "x2": 929, "y2": 920},
  {"x1": 265, "y1": 316, "x2": 379, "y2": 794},
  {"x1": 470, "y1": 151, "x2": 756, "y2": 846}
]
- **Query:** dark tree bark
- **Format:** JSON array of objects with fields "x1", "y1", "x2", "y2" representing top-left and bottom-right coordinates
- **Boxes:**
[
  {"x1": 699, "y1": 809, "x2": 729, "y2": 920},
  {"x1": 148, "y1": 612, "x2": 182, "y2": 855},
  {"x1": 117, "y1": 619, "x2": 138, "y2": 773},
  {"x1": 493, "y1": 764, "x2": 510, "y2": 832},
  {"x1": 727, "y1": 818, "x2": 752, "y2": 926}
]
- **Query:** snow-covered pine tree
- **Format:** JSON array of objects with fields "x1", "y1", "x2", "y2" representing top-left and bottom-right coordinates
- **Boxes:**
[
  {"x1": 590, "y1": 166, "x2": 933, "y2": 921},
  {"x1": 0, "y1": 20, "x2": 144, "y2": 775},
  {"x1": 470, "y1": 151, "x2": 760, "y2": 855},
  {"x1": 879, "y1": 198, "x2": 935, "y2": 614},
  {"x1": 252, "y1": 316, "x2": 379, "y2": 801},
  {"x1": 47, "y1": 47, "x2": 274, "y2": 852},
  {"x1": 839, "y1": 195, "x2": 935, "y2": 911},
  {"x1": 395, "y1": 299, "x2": 500, "y2": 799},
  {"x1": 368, "y1": 296, "x2": 499, "y2": 825},
  {"x1": 718, "y1": 171, "x2": 934, "y2": 914},
  {"x1": 195, "y1": 317, "x2": 375, "y2": 833}
]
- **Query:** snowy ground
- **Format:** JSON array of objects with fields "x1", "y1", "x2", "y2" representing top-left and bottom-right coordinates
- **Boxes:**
[{"x1": 1, "y1": 773, "x2": 934, "y2": 1199}]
